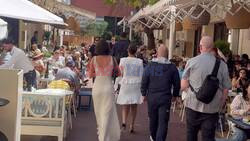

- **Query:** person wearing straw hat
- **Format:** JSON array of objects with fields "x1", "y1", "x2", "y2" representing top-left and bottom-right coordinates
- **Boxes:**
[{"x1": 32, "y1": 49, "x2": 45, "y2": 74}]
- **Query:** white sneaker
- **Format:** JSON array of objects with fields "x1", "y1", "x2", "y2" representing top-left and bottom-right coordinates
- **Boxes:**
[{"x1": 150, "y1": 136, "x2": 154, "y2": 141}]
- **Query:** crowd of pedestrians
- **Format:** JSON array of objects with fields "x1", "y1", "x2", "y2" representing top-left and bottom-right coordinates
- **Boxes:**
[{"x1": 0, "y1": 32, "x2": 250, "y2": 141}]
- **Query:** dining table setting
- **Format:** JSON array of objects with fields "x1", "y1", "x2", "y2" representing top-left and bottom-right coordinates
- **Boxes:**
[{"x1": 227, "y1": 115, "x2": 250, "y2": 130}]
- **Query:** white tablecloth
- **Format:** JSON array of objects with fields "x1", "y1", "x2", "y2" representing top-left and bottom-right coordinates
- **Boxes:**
[{"x1": 23, "y1": 89, "x2": 73, "y2": 96}]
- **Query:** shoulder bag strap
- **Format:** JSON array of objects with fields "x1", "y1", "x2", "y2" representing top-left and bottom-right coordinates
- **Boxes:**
[
  {"x1": 189, "y1": 59, "x2": 221, "y2": 94},
  {"x1": 189, "y1": 84, "x2": 197, "y2": 94},
  {"x1": 211, "y1": 59, "x2": 221, "y2": 76}
]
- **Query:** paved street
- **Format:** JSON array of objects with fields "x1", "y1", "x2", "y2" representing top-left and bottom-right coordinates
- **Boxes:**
[{"x1": 22, "y1": 103, "x2": 187, "y2": 141}]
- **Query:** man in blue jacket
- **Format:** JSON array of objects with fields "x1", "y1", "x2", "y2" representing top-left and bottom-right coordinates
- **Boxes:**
[{"x1": 141, "y1": 46, "x2": 180, "y2": 141}]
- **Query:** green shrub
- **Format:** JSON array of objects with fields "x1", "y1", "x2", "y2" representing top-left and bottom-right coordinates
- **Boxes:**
[
  {"x1": 43, "y1": 51, "x2": 52, "y2": 58},
  {"x1": 214, "y1": 40, "x2": 230, "y2": 56}
]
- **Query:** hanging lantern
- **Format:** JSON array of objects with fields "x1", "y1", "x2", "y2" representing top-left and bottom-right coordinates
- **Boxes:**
[
  {"x1": 175, "y1": 21, "x2": 183, "y2": 31},
  {"x1": 225, "y1": 3, "x2": 250, "y2": 29},
  {"x1": 182, "y1": 6, "x2": 210, "y2": 30}
]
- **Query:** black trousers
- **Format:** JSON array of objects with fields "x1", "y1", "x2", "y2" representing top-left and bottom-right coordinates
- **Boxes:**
[
  {"x1": 147, "y1": 95, "x2": 172, "y2": 141},
  {"x1": 186, "y1": 108, "x2": 219, "y2": 141}
]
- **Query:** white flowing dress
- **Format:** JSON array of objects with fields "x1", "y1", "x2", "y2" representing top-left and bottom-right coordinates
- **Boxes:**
[
  {"x1": 116, "y1": 57, "x2": 144, "y2": 105},
  {"x1": 92, "y1": 56, "x2": 120, "y2": 141}
]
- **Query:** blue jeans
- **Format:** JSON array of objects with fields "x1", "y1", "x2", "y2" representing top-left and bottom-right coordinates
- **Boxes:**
[
  {"x1": 216, "y1": 128, "x2": 248, "y2": 141},
  {"x1": 230, "y1": 128, "x2": 248, "y2": 141}
]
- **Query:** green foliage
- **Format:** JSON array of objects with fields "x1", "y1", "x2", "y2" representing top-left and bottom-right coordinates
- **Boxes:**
[
  {"x1": 148, "y1": 0, "x2": 159, "y2": 5},
  {"x1": 214, "y1": 40, "x2": 231, "y2": 55},
  {"x1": 43, "y1": 51, "x2": 52, "y2": 58},
  {"x1": 104, "y1": 0, "x2": 159, "y2": 7},
  {"x1": 114, "y1": 35, "x2": 120, "y2": 41},
  {"x1": 102, "y1": 31, "x2": 113, "y2": 40},
  {"x1": 44, "y1": 31, "x2": 51, "y2": 41},
  {"x1": 83, "y1": 21, "x2": 108, "y2": 37}
]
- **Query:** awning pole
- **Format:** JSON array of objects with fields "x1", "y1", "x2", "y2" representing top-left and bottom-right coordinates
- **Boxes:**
[
  {"x1": 123, "y1": 20, "x2": 126, "y2": 32},
  {"x1": 129, "y1": 25, "x2": 132, "y2": 41},
  {"x1": 168, "y1": 6, "x2": 176, "y2": 59}
]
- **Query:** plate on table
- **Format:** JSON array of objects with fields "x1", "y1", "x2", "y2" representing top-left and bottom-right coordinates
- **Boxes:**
[
  {"x1": 231, "y1": 115, "x2": 242, "y2": 120},
  {"x1": 243, "y1": 118, "x2": 250, "y2": 125}
]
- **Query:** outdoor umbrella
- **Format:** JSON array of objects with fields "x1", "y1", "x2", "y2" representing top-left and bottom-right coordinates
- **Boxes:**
[
  {"x1": 0, "y1": 18, "x2": 7, "y2": 40},
  {"x1": 0, "y1": 0, "x2": 65, "y2": 25}
]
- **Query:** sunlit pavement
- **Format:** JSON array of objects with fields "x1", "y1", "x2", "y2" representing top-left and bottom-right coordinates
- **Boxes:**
[{"x1": 21, "y1": 103, "x2": 187, "y2": 141}]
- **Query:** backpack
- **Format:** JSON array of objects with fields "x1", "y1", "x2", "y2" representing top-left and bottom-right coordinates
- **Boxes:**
[{"x1": 190, "y1": 59, "x2": 221, "y2": 104}]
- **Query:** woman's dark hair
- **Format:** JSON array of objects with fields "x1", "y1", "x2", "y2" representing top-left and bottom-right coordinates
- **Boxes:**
[
  {"x1": 128, "y1": 44, "x2": 137, "y2": 55},
  {"x1": 242, "y1": 81, "x2": 250, "y2": 100},
  {"x1": 53, "y1": 46, "x2": 61, "y2": 52},
  {"x1": 239, "y1": 68, "x2": 247, "y2": 75},
  {"x1": 37, "y1": 44, "x2": 42, "y2": 49},
  {"x1": 242, "y1": 54, "x2": 249, "y2": 60},
  {"x1": 95, "y1": 40, "x2": 110, "y2": 55}
]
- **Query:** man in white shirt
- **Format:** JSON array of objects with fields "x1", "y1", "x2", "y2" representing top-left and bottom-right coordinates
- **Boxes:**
[{"x1": 0, "y1": 38, "x2": 36, "y2": 91}]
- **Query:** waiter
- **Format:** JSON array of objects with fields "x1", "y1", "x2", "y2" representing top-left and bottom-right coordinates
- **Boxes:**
[{"x1": 0, "y1": 38, "x2": 36, "y2": 91}]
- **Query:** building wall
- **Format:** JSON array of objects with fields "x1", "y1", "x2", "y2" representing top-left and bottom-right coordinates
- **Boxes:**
[
  {"x1": 71, "y1": 0, "x2": 133, "y2": 17},
  {"x1": 202, "y1": 24, "x2": 214, "y2": 39},
  {"x1": 19, "y1": 21, "x2": 44, "y2": 49},
  {"x1": 238, "y1": 29, "x2": 250, "y2": 55},
  {"x1": 184, "y1": 30, "x2": 195, "y2": 57}
]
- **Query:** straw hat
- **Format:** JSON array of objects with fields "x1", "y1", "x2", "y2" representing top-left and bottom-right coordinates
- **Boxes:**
[{"x1": 32, "y1": 49, "x2": 43, "y2": 59}]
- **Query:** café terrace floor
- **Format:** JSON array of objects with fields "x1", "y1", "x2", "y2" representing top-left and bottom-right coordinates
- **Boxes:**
[{"x1": 21, "y1": 103, "x2": 213, "y2": 141}]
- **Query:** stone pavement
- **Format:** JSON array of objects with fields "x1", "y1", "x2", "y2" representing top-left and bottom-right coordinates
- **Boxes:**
[{"x1": 21, "y1": 103, "x2": 187, "y2": 141}]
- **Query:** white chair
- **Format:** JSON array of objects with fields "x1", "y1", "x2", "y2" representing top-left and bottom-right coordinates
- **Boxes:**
[
  {"x1": 21, "y1": 94, "x2": 66, "y2": 141},
  {"x1": 218, "y1": 114, "x2": 225, "y2": 137},
  {"x1": 179, "y1": 103, "x2": 185, "y2": 122},
  {"x1": 227, "y1": 120, "x2": 235, "y2": 138},
  {"x1": 171, "y1": 101, "x2": 176, "y2": 113}
]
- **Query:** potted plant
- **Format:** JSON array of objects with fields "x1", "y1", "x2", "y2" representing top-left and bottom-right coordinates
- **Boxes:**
[{"x1": 214, "y1": 40, "x2": 230, "y2": 56}]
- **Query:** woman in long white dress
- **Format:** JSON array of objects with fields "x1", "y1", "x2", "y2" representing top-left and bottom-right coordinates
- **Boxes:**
[
  {"x1": 116, "y1": 44, "x2": 144, "y2": 133},
  {"x1": 88, "y1": 40, "x2": 120, "y2": 141}
]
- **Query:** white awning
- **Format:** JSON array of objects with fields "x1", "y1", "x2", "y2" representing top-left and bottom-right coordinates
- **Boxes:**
[
  {"x1": 0, "y1": 18, "x2": 8, "y2": 40},
  {"x1": 128, "y1": 0, "x2": 250, "y2": 28},
  {"x1": 0, "y1": 0, "x2": 65, "y2": 25}
]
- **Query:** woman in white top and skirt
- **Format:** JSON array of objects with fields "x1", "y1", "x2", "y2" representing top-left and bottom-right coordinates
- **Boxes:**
[{"x1": 116, "y1": 44, "x2": 144, "y2": 133}]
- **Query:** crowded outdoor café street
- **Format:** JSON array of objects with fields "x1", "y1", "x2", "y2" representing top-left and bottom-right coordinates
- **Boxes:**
[{"x1": 0, "y1": 0, "x2": 250, "y2": 141}]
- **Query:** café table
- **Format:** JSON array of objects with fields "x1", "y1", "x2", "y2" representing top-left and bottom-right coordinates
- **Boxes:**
[
  {"x1": 21, "y1": 89, "x2": 74, "y2": 141},
  {"x1": 227, "y1": 115, "x2": 250, "y2": 130},
  {"x1": 37, "y1": 75, "x2": 55, "y2": 88}
]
